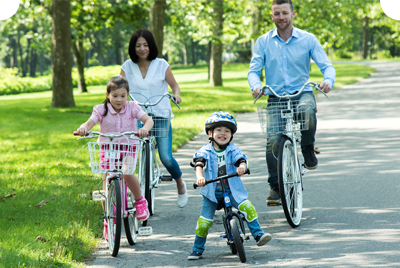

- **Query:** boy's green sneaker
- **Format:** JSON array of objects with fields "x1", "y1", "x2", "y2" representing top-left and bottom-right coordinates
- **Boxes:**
[{"x1": 187, "y1": 251, "x2": 202, "y2": 260}]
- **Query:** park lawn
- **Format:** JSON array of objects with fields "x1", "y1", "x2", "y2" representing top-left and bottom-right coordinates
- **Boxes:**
[{"x1": 0, "y1": 62, "x2": 374, "y2": 267}]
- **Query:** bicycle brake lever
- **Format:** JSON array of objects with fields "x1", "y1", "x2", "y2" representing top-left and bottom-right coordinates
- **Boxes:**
[{"x1": 170, "y1": 95, "x2": 181, "y2": 109}]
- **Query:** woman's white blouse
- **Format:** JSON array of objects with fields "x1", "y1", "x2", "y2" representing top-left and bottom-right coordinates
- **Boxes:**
[{"x1": 122, "y1": 58, "x2": 174, "y2": 118}]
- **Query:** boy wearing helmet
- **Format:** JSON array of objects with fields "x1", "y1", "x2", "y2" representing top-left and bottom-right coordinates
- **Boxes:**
[{"x1": 188, "y1": 111, "x2": 272, "y2": 260}]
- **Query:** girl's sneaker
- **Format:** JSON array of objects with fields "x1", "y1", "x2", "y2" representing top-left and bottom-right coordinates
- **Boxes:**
[
  {"x1": 135, "y1": 197, "x2": 149, "y2": 222},
  {"x1": 103, "y1": 219, "x2": 108, "y2": 242}
]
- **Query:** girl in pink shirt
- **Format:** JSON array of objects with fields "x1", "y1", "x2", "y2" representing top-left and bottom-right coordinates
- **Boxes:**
[{"x1": 77, "y1": 76, "x2": 154, "y2": 241}]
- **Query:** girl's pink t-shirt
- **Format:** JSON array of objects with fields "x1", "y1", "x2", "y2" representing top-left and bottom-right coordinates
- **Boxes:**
[{"x1": 89, "y1": 101, "x2": 146, "y2": 143}]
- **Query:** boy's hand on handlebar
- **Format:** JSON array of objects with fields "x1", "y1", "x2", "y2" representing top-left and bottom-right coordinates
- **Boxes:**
[
  {"x1": 236, "y1": 164, "x2": 246, "y2": 176},
  {"x1": 196, "y1": 177, "x2": 206, "y2": 187},
  {"x1": 252, "y1": 87, "x2": 263, "y2": 99},
  {"x1": 138, "y1": 127, "x2": 149, "y2": 138},
  {"x1": 318, "y1": 81, "x2": 331, "y2": 93}
]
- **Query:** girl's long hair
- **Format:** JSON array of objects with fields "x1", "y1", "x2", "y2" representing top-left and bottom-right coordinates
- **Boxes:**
[{"x1": 103, "y1": 76, "x2": 129, "y2": 117}]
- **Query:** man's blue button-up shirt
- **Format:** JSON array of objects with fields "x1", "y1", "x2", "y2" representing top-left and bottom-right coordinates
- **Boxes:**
[{"x1": 248, "y1": 27, "x2": 335, "y2": 95}]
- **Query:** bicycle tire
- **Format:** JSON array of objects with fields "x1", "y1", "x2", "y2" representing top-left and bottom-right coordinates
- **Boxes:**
[
  {"x1": 277, "y1": 136, "x2": 303, "y2": 228},
  {"x1": 149, "y1": 142, "x2": 158, "y2": 216},
  {"x1": 107, "y1": 179, "x2": 122, "y2": 257},
  {"x1": 230, "y1": 218, "x2": 246, "y2": 263},
  {"x1": 142, "y1": 141, "x2": 151, "y2": 226},
  {"x1": 124, "y1": 211, "x2": 138, "y2": 245}
]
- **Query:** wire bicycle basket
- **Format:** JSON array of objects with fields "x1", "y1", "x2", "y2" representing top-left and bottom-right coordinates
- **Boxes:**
[
  {"x1": 87, "y1": 142, "x2": 139, "y2": 174},
  {"x1": 139, "y1": 109, "x2": 171, "y2": 138},
  {"x1": 257, "y1": 100, "x2": 311, "y2": 134}
]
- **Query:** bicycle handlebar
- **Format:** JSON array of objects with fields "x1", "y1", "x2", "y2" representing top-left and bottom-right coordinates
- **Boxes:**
[
  {"x1": 129, "y1": 92, "x2": 180, "y2": 110},
  {"x1": 73, "y1": 130, "x2": 147, "y2": 141},
  {"x1": 192, "y1": 168, "x2": 250, "y2": 189},
  {"x1": 253, "y1": 81, "x2": 328, "y2": 104}
]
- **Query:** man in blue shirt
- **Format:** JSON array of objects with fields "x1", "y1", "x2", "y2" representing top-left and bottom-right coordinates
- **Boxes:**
[{"x1": 248, "y1": 0, "x2": 335, "y2": 204}]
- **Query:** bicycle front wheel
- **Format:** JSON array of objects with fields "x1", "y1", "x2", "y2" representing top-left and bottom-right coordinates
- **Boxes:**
[
  {"x1": 141, "y1": 141, "x2": 151, "y2": 226},
  {"x1": 277, "y1": 136, "x2": 303, "y2": 228},
  {"x1": 230, "y1": 218, "x2": 246, "y2": 263},
  {"x1": 124, "y1": 210, "x2": 138, "y2": 245},
  {"x1": 107, "y1": 179, "x2": 122, "y2": 257}
]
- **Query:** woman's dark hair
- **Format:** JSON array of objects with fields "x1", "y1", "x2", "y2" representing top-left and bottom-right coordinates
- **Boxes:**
[
  {"x1": 103, "y1": 76, "x2": 129, "y2": 116},
  {"x1": 128, "y1": 29, "x2": 159, "y2": 63}
]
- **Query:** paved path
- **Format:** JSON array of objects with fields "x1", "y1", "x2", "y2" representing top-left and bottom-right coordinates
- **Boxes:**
[{"x1": 86, "y1": 61, "x2": 400, "y2": 267}]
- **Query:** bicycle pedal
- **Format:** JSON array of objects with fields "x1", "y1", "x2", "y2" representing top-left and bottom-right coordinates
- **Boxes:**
[
  {"x1": 92, "y1": 191, "x2": 106, "y2": 201},
  {"x1": 160, "y1": 175, "x2": 173, "y2": 181},
  {"x1": 138, "y1": 226, "x2": 152, "y2": 236},
  {"x1": 267, "y1": 202, "x2": 281, "y2": 207}
]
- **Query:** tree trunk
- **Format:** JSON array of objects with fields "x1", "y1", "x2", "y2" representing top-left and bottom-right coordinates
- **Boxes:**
[
  {"x1": 72, "y1": 33, "x2": 88, "y2": 93},
  {"x1": 50, "y1": 0, "x2": 75, "y2": 108},
  {"x1": 25, "y1": 39, "x2": 32, "y2": 77},
  {"x1": 40, "y1": 52, "x2": 44, "y2": 76},
  {"x1": 17, "y1": 35, "x2": 27, "y2": 77},
  {"x1": 362, "y1": 16, "x2": 369, "y2": 60},
  {"x1": 90, "y1": 31, "x2": 105, "y2": 65},
  {"x1": 207, "y1": 41, "x2": 211, "y2": 80},
  {"x1": 191, "y1": 38, "x2": 196, "y2": 65},
  {"x1": 209, "y1": 0, "x2": 223, "y2": 87},
  {"x1": 29, "y1": 46, "x2": 37, "y2": 77},
  {"x1": 11, "y1": 38, "x2": 17, "y2": 68},
  {"x1": 182, "y1": 40, "x2": 188, "y2": 66},
  {"x1": 148, "y1": 0, "x2": 166, "y2": 58}
]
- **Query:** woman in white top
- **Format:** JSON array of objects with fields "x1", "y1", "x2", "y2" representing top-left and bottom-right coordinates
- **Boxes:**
[{"x1": 120, "y1": 29, "x2": 187, "y2": 208}]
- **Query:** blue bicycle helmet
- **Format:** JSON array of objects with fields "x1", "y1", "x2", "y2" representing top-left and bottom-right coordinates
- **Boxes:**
[{"x1": 205, "y1": 111, "x2": 237, "y2": 134}]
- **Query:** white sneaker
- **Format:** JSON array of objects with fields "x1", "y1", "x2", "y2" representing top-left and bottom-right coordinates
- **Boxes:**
[{"x1": 177, "y1": 181, "x2": 188, "y2": 208}]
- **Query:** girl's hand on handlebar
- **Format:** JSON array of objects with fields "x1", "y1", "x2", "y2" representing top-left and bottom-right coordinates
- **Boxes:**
[
  {"x1": 318, "y1": 81, "x2": 331, "y2": 93},
  {"x1": 138, "y1": 127, "x2": 149, "y2": 138},
  {"x1": 196, "y1": 177, "x2": 206, "y2": 187},
  {"x1": 77, "y1": 126, "x2": 88, "y2": 136}
]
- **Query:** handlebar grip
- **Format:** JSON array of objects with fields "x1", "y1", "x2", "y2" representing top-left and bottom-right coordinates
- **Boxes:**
[
  {"x1": 193, "y1": 183, "x2": 198, "y2": 189},
  {"x1": 244, "y1": 168, "x2": 250, "y2": 175},
  {"x1": 73, "y1": 131, "x2": 88, "y2": 136}
]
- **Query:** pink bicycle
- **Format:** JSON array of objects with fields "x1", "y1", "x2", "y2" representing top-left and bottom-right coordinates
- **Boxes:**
[{"x1": 74, "y1": 131, "x2": 150, "y2": 257}]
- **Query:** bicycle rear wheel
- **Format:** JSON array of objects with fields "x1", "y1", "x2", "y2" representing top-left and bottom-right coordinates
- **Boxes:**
[
  {"x1": 277, "y1": 136, "x2": 303, "y2": 228},
  {"x1": 106, "y1": 179, "x2": 122, "y2": 257},
  {"x1": 230, "y1": 218, "x2": 246, "y2": 263}
]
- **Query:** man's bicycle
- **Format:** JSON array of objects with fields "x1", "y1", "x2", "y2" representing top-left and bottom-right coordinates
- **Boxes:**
[
  {"x1": 193, "y1": 169, "x2": 251, "y2": 263},
  {"x1": 129, "y1": 92, "x2": 180, "y2": 226},
  {"x1": 74, "y1": 130, "x2": 144, "y2": 257},
  {"x1": 254, "y1": 81, "x2": 328, "y2": 228}
]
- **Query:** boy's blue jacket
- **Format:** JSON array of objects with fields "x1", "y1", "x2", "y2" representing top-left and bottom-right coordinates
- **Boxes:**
[{"x1": 194, "y1": 142, "x2": 248, "y2": 204}]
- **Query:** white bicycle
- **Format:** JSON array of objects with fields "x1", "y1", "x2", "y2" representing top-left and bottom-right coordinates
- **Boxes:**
[
  {"x1": 129, "y1": 92, "x2": 180, "y2": 226},
  {"x1": 254, "y1": 81, "x2": 328, "y2": 227}
]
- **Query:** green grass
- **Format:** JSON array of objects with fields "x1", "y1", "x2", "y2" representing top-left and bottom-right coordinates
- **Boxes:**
[{"x1": 0, "y1": 62, "x2": 374, "y2": 267}]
